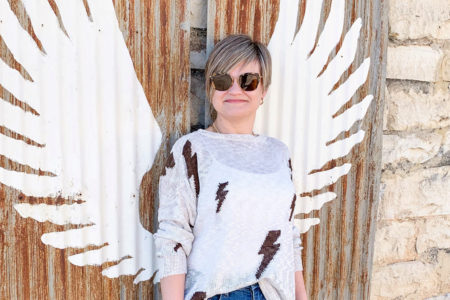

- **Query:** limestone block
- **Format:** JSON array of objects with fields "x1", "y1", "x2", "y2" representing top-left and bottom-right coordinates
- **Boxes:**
[
  {"x1": 443, "y1": 130, "x2": 450, "y2": 154},
  {"x1": 190, "y1": 27, "x2": 207, "y2": 69},
  {"x1": 387, "y1": 46, "x2": 443, "y2": 82},
  {"x1": 190, "y1": 50, "x2": 207, "y2": 69},
  {"x1": 190, "y1": 70, "x2": 206, "y2": 127},
  {"x1": 379, "y1": 166, "x2": 450, "y2": 220},
  {"x1": 426, "y1": 293, "x2": 450, "y2": 300},
  {"x1": 372, "y1": 219, "x2": 419, "y2": 265},
  {"x1": 384, "y1": 81, "x2": 450, "y2": 131},
  {"x1": 382, "y1": 133, "x2": 442, "y2": 167},
  {"x1": 416, "y1": 215, "x2": 450, "y2": 254},
  {"x1": 382, "y1": 86, "x2": 389, "y2": 130},
  {"x1": 436, "y1": 251, "x2": 450, "y2": 291},
  {"x1": 441, "y1": 53, "x2": 450, "y2": 81},
  {"x1": 389, "y1": 0, "x2": 450, "y2": 40},
  {"x1": 190, "y1": 0, "x2": 207, "y2": 28},
  {"x1": 370, "y1": 261, "x2": 440, "y2": 299}
]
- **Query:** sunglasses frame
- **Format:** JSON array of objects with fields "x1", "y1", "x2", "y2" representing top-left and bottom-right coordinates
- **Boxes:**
[{"x1": 210, "y1": 72, "x2": 263, "y2": 92}]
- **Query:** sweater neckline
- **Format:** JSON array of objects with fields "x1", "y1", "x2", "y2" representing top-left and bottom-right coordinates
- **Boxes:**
[{"x1": 197, "y1": 128, "x2": 265, "y2": 141}]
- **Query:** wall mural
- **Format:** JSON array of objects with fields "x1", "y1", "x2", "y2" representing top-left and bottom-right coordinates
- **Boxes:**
[
  {"x1": 0, "y1": 0, "x2": 372, "y2": 285},
  {"x1": 0, "y1": 0, "x2": 162, "y2": 283},
  {"x1": 255, "y1": 0, "x2": 373, "y2": 233}
]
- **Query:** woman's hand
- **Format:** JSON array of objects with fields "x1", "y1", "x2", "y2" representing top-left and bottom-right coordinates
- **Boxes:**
[
  {"x1": 160, "y1": 274, "x2": 186, "y2": 300},
  {"x1": 295, "y1": 271, "x2": 308, "y2": 300}
]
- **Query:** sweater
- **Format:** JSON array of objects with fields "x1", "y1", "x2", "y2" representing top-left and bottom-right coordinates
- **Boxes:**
[{"x1": 154, "y1": 128, "x2": 303, "y2": 300}]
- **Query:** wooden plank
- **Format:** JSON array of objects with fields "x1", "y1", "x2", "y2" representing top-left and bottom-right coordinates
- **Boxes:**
[{"x1": 0, "y1": 0, "x2": 190, "y2": 298}]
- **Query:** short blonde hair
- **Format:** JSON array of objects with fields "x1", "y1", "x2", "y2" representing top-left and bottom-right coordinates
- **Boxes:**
[{"x1": 205, "y1": 34, "x2": 272, "y2": 102}]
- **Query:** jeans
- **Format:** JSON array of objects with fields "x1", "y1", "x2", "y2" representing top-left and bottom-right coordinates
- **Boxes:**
[{"x1": 208, "y1": 283, "x2": 266, "y2": 300}]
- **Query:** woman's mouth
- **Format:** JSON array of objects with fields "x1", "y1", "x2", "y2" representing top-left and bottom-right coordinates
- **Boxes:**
[{"x1": 224, "y1": 99, "x2": 247, "y2": 103}]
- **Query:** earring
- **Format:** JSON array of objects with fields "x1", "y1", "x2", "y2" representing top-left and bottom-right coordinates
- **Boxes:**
[{"x1": 260, "y1": 98, "x2": 264, "y2": 105}]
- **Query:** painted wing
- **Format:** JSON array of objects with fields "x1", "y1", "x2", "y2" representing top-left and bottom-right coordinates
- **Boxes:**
[
  {"x1": 254, "y1": 0, "x2": 373, "y2": 233},
  {"x1": 0, "y1": 0, "x2": 162, "y2": 283}
]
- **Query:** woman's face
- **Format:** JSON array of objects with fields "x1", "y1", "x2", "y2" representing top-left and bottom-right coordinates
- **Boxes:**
[{"x1": 211, "y1": 60, "x2": 267, "y2": 122}]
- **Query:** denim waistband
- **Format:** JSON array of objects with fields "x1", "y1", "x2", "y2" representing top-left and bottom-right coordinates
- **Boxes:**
[{"x1": 208, "y1": 283, "x2": 265, "y2": 300}]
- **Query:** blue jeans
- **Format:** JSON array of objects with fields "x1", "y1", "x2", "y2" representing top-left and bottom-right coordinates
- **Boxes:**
[{"x1": 208, "y1": 283, "x2": 266, "y2": 300}]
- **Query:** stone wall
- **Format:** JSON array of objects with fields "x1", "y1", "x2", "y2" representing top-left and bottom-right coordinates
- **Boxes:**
[
  {"x1": 189, "y1": 0, "x2": 208, "y2": 129},
  {"x1": 370, "y1": 0, "x2": 450, "y2": 299}
]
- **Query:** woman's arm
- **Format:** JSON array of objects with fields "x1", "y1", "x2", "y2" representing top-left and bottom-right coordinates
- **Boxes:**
[
  {"x1": 285, "y1": 147, "x2": 308, "y2": 300},
  {"x1": 295, "y1": 271, "x2": 308, "y2": 300},
  {"x1": 154, "y1": 138, "x2": 198, "y2": 298},
  {"x1": 161, "y1": 274, "x2": 186, "y2": 300},
  {"x1": 292, "y1": 222, "x2": 308, "y2": 300}
]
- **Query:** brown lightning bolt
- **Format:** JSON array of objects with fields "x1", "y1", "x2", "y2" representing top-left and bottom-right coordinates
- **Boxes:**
[
  {"x1": 215, "y1": 182, "x2": 229, "y2": 213},
  {"x1": 173, "y1": 243, "x2": 182, "y2": 252},
  {"x1": 256, "y1": 230, "x2": 281, "y2": 279},
  {"x1": 191, "y1": 291, "x2": 206, "y2": 300},
  {"x1": 288, "y1": 158, "x2": 293, "y2": 180},
  {"x1": 182, "y1": 140, "x2": 200, "y2": 197},
  {"x1": 289, "y1": 194, "x2": 296, "y2": 221},
  {"x1": 161, "y1": 152, "x2": 175, "y2": 176}
]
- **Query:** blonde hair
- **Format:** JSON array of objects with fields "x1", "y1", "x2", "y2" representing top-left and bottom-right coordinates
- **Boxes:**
[{"x1": 205, "y1": 34, "x2": 272, "y2": 102}]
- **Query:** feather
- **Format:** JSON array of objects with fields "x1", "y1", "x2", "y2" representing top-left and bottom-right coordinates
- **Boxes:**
[{"x1": 254, "y1": 0, "x2": 373, "y2": 233}]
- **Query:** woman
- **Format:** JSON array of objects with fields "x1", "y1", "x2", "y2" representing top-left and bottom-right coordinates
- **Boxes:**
[{"x1": 154, "y1": 34, "x2": 307, "y2": 300}]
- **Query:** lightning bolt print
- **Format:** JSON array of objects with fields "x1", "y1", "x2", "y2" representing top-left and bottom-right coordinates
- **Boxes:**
[
  {"x1": 215, "y1": 182, "x2": 229, "y2": 213},
  {"x1": 173, "y1": 243, "x2": 182, "y2": 252},
  {"x1": 288, "y1": 158, "x2": 293, "y2": 180},
  {"x1": 190, "y1": 291, "x2": 207, "y2": 300},
  {"x1": 289, "y1": 194, "x2": 296, "y2": 221},
  {"x1": 161, "y1": 152, "x2": 175, "y2": 176},
  {"x1": 256, "y1": 230, "x2": 281, "y2": 279},
  {"x1": 182, "y1": 140, "x2": 200, "y2": 197}
]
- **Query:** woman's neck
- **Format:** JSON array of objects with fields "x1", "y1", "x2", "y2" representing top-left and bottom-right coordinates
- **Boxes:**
[{"x1": 210, "y1": 116, "x2": 255, "y2": 134}]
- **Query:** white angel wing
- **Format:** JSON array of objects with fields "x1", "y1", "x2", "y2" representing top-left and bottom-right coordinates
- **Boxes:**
[
  {"x1": 254, "y1": 0, "x2": 373, "y2": 233},
  {"x1": 0, "y1": 0, "x2": 161, "y2": 283}
]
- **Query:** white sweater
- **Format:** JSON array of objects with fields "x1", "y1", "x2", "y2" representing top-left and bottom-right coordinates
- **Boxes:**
[{"x1": 154, "y1": 129, "x2": 303, "y2": 300}]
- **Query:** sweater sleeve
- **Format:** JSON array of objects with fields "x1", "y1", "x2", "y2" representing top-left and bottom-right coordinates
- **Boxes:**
[
  {"x1": 284, "y1": 143, "x2": 304, "y2": 272},
  {"x1": 154, "y1": 138, "x2": 198, "y2": 279},
  {"x1": 292, "y1": 220, "x2": 304, "y2": 271}
]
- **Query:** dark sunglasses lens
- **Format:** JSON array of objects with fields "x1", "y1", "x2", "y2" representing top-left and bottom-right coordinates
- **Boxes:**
[
  {"x1": 240, "y1": 73, "x2": 259, "y2": 91},
  {"x1": 212, "y1": 74, "x2": 232, "y2": 91}
]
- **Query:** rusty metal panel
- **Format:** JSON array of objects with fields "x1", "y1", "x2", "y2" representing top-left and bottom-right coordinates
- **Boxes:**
[
  {"x1": 206, "y1": 0, "x2": 280, "y2": 51},
  {"x1": 0, "y1": 0, "x2": 190, "y2": 299},
  {"x1": 207, "y1": 0, "x2": 387, "y2": 299}
]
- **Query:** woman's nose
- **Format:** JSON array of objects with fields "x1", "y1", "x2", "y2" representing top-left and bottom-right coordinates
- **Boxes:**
[{"x1": 228, "y1": 78, "x2": 243, "y2": 93}]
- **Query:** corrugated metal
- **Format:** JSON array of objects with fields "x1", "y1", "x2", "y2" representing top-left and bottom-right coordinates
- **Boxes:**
[
  {"x1": 0, "y1": 0, "x2": 189, "y2": 299},
  {"x1": 206, "y1": 0, "x2": 280, "y2": 52},
  {"x1": 1, "y1": 0, "x2": 387, "y2": 299},
  {"x1": 207, "y1": 0, "x2": 387, "y2": 299}
]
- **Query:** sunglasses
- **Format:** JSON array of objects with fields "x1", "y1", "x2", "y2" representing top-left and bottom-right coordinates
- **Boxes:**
[{"x1": 210, "y1": 73, "x2": 262, "y2": 92}]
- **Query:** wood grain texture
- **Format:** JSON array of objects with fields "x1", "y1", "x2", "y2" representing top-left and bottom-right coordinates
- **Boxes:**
[
  {"x1": 0, "y1": 0, "x2": 190, "y2": 299},
  {"x1": 207, "y1": 0, "x2": 388, "y2": 299}
]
